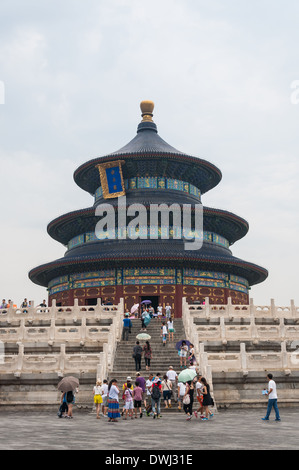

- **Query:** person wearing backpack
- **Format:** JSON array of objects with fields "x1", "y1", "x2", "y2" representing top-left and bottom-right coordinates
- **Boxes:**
[
  {"x1": 65, "y1": 389, "x2": 76, "y2": 419},
  {"x1": 151, "y1": 377, "x2": 162, "y2": 419},
  {"x1": 162, "y1": 375, "x2": 173, "y2": 409}
]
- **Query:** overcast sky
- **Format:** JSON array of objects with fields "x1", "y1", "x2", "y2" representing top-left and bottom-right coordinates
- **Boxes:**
[{"x1": 0, "y1": 0, "x2": 298, "y2": 307}]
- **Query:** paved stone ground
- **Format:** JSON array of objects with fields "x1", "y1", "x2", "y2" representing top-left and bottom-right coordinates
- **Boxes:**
[{"x1": 0, "y1": 407, "x2": 299, "y2": 451}]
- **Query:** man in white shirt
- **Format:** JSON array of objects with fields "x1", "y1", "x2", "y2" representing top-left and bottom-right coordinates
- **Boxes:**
[
  {"x1": 262, "y1": 373, "x2": 281, "y2": 421},
  {"x1": 166, "y1": 366, "x2": 178, "y2": 403}
]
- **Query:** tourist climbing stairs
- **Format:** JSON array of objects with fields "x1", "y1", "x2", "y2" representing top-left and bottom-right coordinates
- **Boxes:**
[{"x1": 108, "y1": 316, "x2": 188, "y2": 413}]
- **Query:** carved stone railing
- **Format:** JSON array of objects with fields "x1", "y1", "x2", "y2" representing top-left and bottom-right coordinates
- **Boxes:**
[
  {"x1": 0, "y1": 298, "x2": 124, "y2": 380},
  {"x1": 187, "y1": 297, "x2": 299, "y2": 319},
  {"x1": 182, "y1": 296, "x2": 299, "y2": 408}
]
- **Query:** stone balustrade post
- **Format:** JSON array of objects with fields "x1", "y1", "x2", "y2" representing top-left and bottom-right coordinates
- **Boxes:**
[
  {"x1": 281, "y1": 341, "x2": 288, "y2": 371},
  {"x1": 50, "y1": 299, "x2": 57, "y2": 318},
  {"x1": 19, "y1": 318, "x2": 26, "y2": 341},
  {"x1": 80, "y1": 317, "x2": 86, "y2": 343},
  {"x1": 97, "y1": 358, "x2": 104, "y2": 382},
  {"x1": 240, "y1": 342, "x2": 248, "y2": 376},
  {"x1": 49, "y1": 317, "x2": 55, "y2": 341},
  {"x1": 220, "y1": 317, "x2": 227, "y2": 345},
  {"x1": 249, "y1": 297, "x2": 255, "y2": 316},
  {"x1": 73, "y1": 298, "x2": 79, "y2": 316},
  {"x1": 250, "y1": 316, "x2": 258, "y2": 342},
  {"x1": 59, "y1": 344, "x2": 66, "y2": 374},
  {"x1": 204, "y1": 297, "x2": 210, "y2": 319},
  {"x1": 279, "y1": 318, "x2": 285, "y2": 340},
  {"x1": 15, "y1": 342, "x2": 24, "y2": 376},
  {"x1": 270, "y1": 298, "x2": 275, "y2": 317},
  {"x1": 290, "y1": 299, "x2": 296, "y2": 318},
  {"x1": 6, "y1": 302, "x2": 14, "y2": 323},
  {"x1": 227, "y1": 297, "x2": 233, "y2": 319}
]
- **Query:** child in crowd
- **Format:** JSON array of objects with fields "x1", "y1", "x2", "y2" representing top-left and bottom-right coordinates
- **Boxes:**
[{"x1": 123, "y1": 384, "x2": 134, "y2": 419}]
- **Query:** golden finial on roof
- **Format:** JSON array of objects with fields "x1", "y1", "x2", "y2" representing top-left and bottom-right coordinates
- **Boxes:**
[{"x1": 140, "y1": 100, "x2": 154, "y2": 122}]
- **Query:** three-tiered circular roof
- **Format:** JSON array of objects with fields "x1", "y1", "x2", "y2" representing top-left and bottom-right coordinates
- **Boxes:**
[{"x1": 29, "y1": 100, "x2": 268, "y2": 290}]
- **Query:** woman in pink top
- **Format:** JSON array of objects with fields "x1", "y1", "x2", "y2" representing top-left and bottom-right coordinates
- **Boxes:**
[{"x1": 133, "y1": 382, "x2": 144, "y2": 418}]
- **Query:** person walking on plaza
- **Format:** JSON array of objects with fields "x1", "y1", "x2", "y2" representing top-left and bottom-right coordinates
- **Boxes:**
[
  {"x1": 65, "y1": 388, "x2": 76, "y2": 419},
  {"x1": 262, "y1": 373, "x2": 281, "y2": 421},
  {"x1": 200, "y1": 377, "x2": 214, "y2": 420},
  {"x1": 151, "y1": 377, "x2": 162, "y2": 419},
  {"x1": 122, "y1": 313, "x2": 132, "y2": 341},
  {"x1": 133, "y1": 341, "x2": 143, "y2": 371},
  {"x1": 101, "y1": 379, "x2": 109, "y2": 417},
  {"x1": 107, "y1": 379, "x2": 121, "y2": 422},
  {"x1": 121, "y1": 377, "x2": 133, "y2": 416},
  {"x1": 166, "y1": 366, "x2": 178, "y2": 403},
  {"x1": 162, "y1": 375, "x2": 173, "y2": 409},
  {"x1": 123, "y1": 383, "x2": 134, "y2": 420},
  {"x1": 133, "y1": 381, "x2": 144, "y2": 418},
  {"x1": 145, "y1": 373, "x2": 154, "y2": 416},
  {"x1": 143, "y1": 340, "x2": 152, "y2": 371},
  {"x1": 93, "y1": 380, "x2": 103, "y2": 419},
  {"x1": 58, "y1": 391, "x2": 68, "y2": 418},
  {"x1": 183, "y1": 380, "x2": 195, "y2": 420},
  {"x1": 195, "y1": 374, "x2": 204, "y2": 418},
  {"x1": 136, "y1": 372, "x2": 146, "y2": 409},
  {"x1": 177, "y1": 381, "x2": 186, "y2": 411}
]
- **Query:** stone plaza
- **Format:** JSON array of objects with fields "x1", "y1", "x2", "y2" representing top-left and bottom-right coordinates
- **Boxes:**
[{"x1": 0, "y1": 408, "x2": 298, "y2": 451}]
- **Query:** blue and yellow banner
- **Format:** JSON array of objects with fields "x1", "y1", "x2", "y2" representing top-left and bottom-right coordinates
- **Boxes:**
[{"x1": 96, "y1": 160, "x2": 125, "y2": 199}]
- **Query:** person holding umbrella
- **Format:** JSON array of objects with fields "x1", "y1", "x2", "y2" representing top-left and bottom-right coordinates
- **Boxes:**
[
  {"x1": 131, "y1": 303, "x2": 139, "y2": 319},
  {"x1": 58, "y1": 376, "x2": 79, "y2": 419},
  {"x1": 140, "y1": 307, "x2": 147, "y2": 331},
  {"x1": 176, "y1": 340, "x2": 191, "y2": 368},
  {"x1": 177, "y1": 368, "x2": 197, "y2": 420}
]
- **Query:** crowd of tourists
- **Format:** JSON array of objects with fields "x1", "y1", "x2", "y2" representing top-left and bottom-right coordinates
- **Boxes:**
[{"x1": 88, "y1": 369, "x2": 214, "y2": 422}]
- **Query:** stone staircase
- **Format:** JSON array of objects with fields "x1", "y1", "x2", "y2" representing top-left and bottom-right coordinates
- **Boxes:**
[{"x1": 108, "y1": 316, "x2": 188, "y2": 412}]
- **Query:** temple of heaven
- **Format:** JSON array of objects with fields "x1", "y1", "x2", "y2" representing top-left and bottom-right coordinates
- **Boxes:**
[{"x1": 29, "y1": 101, "x2": 268, "y2": 317}]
